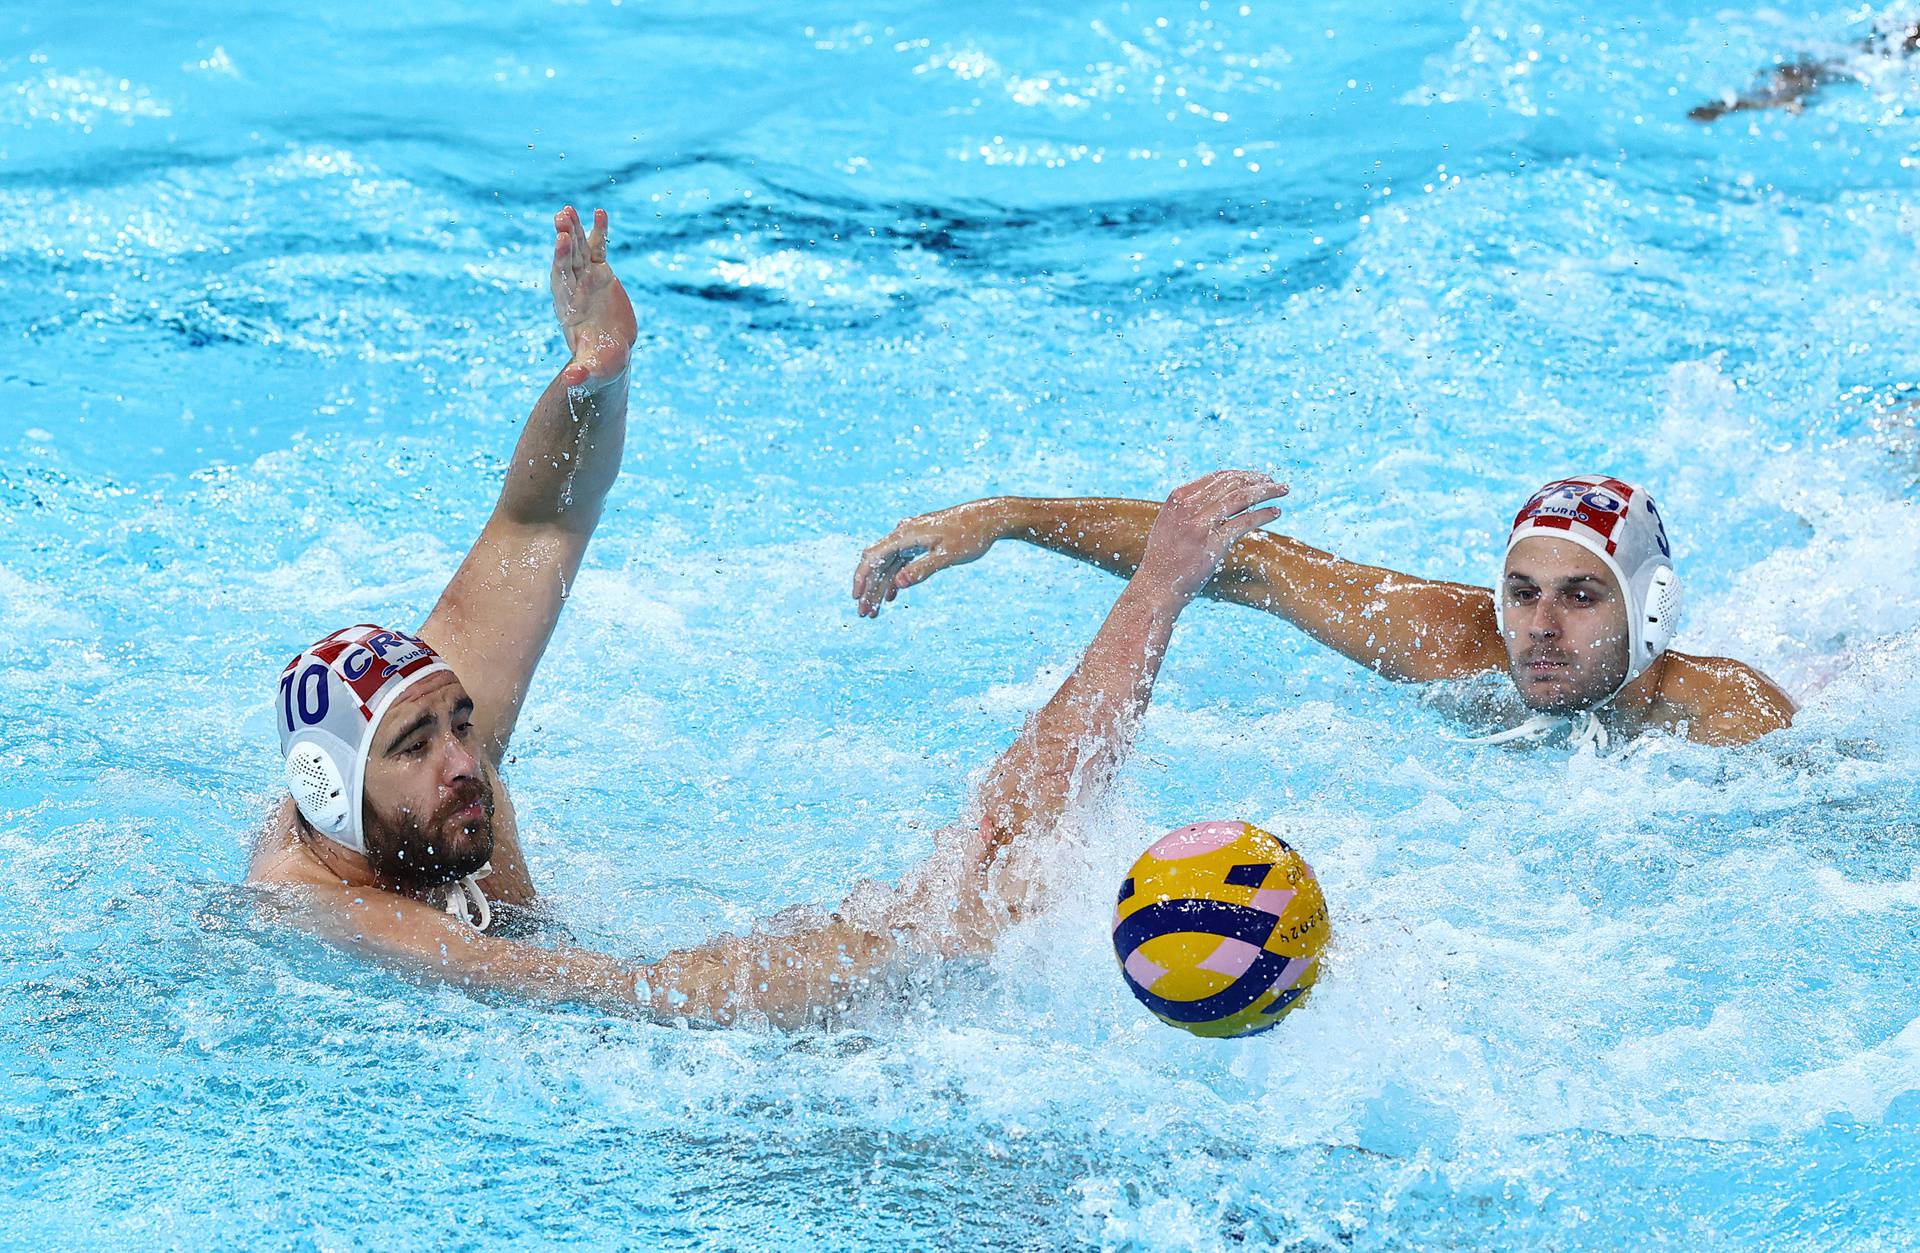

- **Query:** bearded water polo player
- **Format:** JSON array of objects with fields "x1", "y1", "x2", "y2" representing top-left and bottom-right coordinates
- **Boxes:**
[
  {"x1": 248, "y1": 205, "x2": 1292, "y2": 1024},
  {"x1": 854, "y1": 476, "x2": 1796, "y2": 750}
]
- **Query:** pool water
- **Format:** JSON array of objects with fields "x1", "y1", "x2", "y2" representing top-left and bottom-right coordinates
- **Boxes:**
[{"x1": 3, "y1": 1, "x2": 1919, "y2": 1248}]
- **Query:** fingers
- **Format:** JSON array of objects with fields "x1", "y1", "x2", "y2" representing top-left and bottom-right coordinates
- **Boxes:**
[
  {"x1": 567, "y1": 206, "x2": 587, "y2": 277},
  {"x1": 589, "y1": 207, "x2": 609, "y2": 263},
  {"x1": 891, "y1": 553, "x2": 941, "y2": 591},
  {"x1": 1218, "y1": 474, "x2": 1288, "y2": 521},
  {"x1": 852, "y1": 515, "x2": 971, "y2": 617},
  {"x1": 1226, "y1": 504, "x2": 1284, "y2": 538},
  {"x1": 854, "y1": 537, "x2": 921, "y2": 617},
  {"x1": 856, "y1": 558, "x2": 909, "y2": 616},
  {"x1": 1174, "y1": 469, "x2": 1289, "y2": 526},
  {"x1": 852, "y1": 537, "x2": 891, "y2": 601},
  {"x1": 553, "y1": 207, "x2": 580, "y2": 284},
  {"x1": 1173, "y1": 468, "x2": 1279, "y2": 508},
  {"x1": 554, "y1": 206, "x2": 599, "y2": 281}
]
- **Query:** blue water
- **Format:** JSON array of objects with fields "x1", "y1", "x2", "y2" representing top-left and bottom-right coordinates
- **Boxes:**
[{"x1": 4, "y1": 1, "x2": 1920, "y2": 1248}]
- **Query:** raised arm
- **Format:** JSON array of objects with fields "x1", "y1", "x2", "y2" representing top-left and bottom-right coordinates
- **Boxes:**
[
  {"x1": 420, "y1": 205, "x2": 637, "y2": 763},
  {"x1": 970, "y1": 474, "x2": 1286, "y2": 850},
  {"x1": 655, "y1": 471, "x2": 1293, "y2": 1024},
  {"x1": 854, "y1": 494, "x2": 1506, "y2": 682}
]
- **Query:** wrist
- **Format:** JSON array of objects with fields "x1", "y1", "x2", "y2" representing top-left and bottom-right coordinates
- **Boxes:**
[{"x1": 1121, "y1": 562, "x2": 1199, "y2": 613}]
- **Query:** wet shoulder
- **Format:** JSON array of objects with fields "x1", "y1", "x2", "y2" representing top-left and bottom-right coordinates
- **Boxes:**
[
  {"x1": 1655, "y1": 652, "x2": 1796, "y2": 745},
  {"x1": 245, "y1": 798, "x2": 334, "y2": 887}
]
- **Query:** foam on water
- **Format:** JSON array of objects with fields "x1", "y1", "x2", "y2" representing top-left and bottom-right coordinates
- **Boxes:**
[{"x1": 3, "y1": 0, "x2": 1920, "y2": 1248}]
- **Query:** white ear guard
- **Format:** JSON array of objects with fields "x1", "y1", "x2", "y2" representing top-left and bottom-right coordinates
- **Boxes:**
[
  {"x1": 1640, "y1": 565, "x2": 1683, "y2": 663},
  {"x1": 285, "y1": 741, "x2": 351, "y2": 841}
]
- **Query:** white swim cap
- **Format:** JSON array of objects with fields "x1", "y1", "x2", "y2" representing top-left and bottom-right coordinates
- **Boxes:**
[
  {"x1": 274, "y1": 625, "x2": 452, "y2": 854},
  {"x1": 1496, "y1": 475, "x2": 1684, "y2": 695}
]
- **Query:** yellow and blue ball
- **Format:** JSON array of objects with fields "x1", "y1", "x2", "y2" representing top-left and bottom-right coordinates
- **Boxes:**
[{"x1": 1111, "y1": 820, "x2": 1329, "y2": 1038}]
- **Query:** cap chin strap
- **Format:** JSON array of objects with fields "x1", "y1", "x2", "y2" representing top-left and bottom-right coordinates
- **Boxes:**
[
  {"x1": 444, "y1": 863, "x2": 494, "y2": 931},
  {"x1": 1455, "y1": 657, "x2": 1636, "y2": 753},
  {"x1": 1457, "y1": 709, "x2": 1609, "y2": 754}
]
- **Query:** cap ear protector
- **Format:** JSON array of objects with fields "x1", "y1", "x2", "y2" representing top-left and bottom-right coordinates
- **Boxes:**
[
  {"x1": 1640, "y1": 564, "x2": 1683, "y2": 665},
  {"x1": 285, "y1": 741, "x2": 351, "y2": 839}
]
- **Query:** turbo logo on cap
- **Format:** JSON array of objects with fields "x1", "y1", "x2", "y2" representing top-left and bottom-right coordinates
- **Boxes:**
[{"x1": 1510, "y1": 476, "x2": 1638, "y2": 556}]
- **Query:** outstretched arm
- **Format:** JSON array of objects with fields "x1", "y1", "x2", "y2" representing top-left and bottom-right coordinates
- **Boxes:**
[
  {"x1": 969, "y1": 475, "x2": 1285, "y2": 855},
  {"x1": 649, "y1": 471, "x2": 1290, "y2": 1023},
  {"x1": 854, "y1": 494, "x2": 1506, "y2": 682},
  {"x1": 300, "y1": 473, "x2": 1288, "y2": 1028}
]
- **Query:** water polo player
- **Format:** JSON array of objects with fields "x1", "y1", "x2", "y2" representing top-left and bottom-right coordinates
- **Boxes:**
[
  {"x1": 854, "y1": 475, "x2": 1796, "y2": 749},
  {"x1": 248, "y1": 203, "x2": 1286, "y2": 1024}
]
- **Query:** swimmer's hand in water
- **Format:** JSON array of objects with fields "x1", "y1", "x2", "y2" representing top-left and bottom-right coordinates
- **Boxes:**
[
  {"x1": 853, "y1": 498, "x2": 1010, "y2": 617},
  {"x1": 551, "y1": 205, "x2": 636, "y2": 391}
]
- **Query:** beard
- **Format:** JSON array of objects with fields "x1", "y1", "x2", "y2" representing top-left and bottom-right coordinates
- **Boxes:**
[{"x1": 362, "y1": 775, "x2": 496, "y2": 890}]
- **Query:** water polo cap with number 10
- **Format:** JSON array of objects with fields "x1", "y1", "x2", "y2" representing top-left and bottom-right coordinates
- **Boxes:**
[
  {"x1": 1497, "y1": 474, "x2": 1684, "y2": 696},
  {"x1": 275, "y1": 625, "x2": 452, "y2": 854}
]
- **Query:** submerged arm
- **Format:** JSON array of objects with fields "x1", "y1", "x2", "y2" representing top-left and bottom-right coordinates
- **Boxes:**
[
  {"x1": 856, "y1": 495, "x2": 1505, "y2": 682},
  {"x1": 288, "y1": 876, "x2": 915, "y2": 1029}
]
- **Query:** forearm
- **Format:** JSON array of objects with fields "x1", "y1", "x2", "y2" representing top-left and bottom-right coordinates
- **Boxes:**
[
  {"x1": 495, "y1": 367, "x2": 630, "y2": 531},
  {"x1": 638, "y1": 909, "x2": 927, "y2": 1029},
  {"x1": 1001, "y1": 496, "x2": 1161, "y2": 580},
  {"x1": 1229, "y1": 532, "x2": 1503, "y2": 681},
  {"x1": 977, "y1": 577, "x2": 1185, "y2": 845},
  {"x1": 999, "y1": 497, "x2": 1499, "y2": 681}
]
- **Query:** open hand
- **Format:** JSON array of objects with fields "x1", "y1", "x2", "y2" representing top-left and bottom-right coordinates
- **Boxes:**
[
  {"x1": 1135, "y1": 470, "x2": 1288, "y2": 604},
  {"x1": 551, "y1": 205, "x2": 637, "y2": 391}
]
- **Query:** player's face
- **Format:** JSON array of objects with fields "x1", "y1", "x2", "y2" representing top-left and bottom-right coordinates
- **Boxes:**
[
  {"x1": 1499, "y1": 536, "x2": 1631, "y2": 713},
  {"x1": 359, "y1": 672, "x2": 494, "y2": 886}
]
